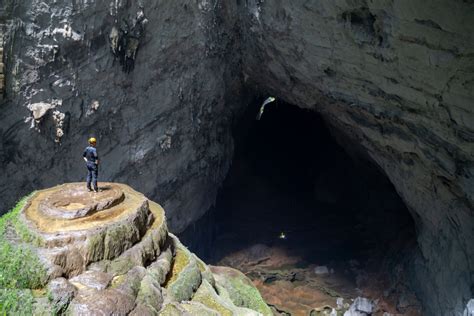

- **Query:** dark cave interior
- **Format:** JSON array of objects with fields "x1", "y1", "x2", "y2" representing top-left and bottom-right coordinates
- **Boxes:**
[
  {"x1": 188, "y1": 99, "x2": 416, "y2": 265},
  {"x1": 181, "y1": 98, "x2": 420, "y2": 312},
  {"x1": 180, "y1": 100, "x2": 419, "y2": 315}
]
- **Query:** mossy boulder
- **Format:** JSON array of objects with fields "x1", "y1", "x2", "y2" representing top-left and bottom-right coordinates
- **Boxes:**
[
  {"x1": 180, "y1": 302, "x2": 222, "y2": 315},
  {"x1": 211, "y1": 266, "x2": 273, "y2": 316},
  {"x1": 136, "y1": 274, "x2": 164, "y2": 312},
  {"x1": 192, "y1": 280, "x2": 236, "y2": 316},
  {"x1": 164, "y1": 235, "x2": 202, "y2": 302},
  {"x1": 192, "y1": 279, "x2": 262, "y2": 316}
]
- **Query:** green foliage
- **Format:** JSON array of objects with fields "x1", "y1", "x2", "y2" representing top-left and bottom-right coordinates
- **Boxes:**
[
  {"x1": 0, "y1": 194, "x2": 42, "y2": 246},
  {"x1": 0, "y1": 239, "x2": 46, "y2": 289},
  {"x1": 0, "y1": 194, "x2": 47, "y2": 315},
  {"x1": 47, "y1": 291, "x2": 62, "y2": 316},
  {"x1": 0, "y1": 289, "x2": 35, "y2": 315}
]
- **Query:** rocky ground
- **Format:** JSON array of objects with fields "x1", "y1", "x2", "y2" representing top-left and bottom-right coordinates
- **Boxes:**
[
  {"x1": 217, "y1": 244, "x2": 421, "y2": 316},
  {"x1": 0, "y1": 183, "x2": 272, "y2": 315}
]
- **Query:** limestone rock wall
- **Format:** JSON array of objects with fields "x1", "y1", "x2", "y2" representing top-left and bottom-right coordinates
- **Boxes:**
[
  {"x1": 0, "y1": 0, "x2": 243, "y2": 234},
  {"x1": 237, "y1": 1, "x2": 474, "y2": 315},
  {"x1": 1, "y1": 0, "x2": 473, "y2": 314}
]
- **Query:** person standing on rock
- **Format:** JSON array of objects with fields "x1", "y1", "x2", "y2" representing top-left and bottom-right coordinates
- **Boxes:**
[{"x1": 83, "y1": 137, "x2": 100, "y2": 192}]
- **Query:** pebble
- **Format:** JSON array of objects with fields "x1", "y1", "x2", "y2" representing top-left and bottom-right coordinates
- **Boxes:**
[
  {"x1": 314, "y1": 266, "x2": 329, "y2": 275},
  {"x1": 343, "y1": 297, "x2": 375, "y2": 316}
]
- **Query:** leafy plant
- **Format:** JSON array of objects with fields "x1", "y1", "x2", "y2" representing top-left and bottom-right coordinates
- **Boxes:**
[{"x1": 0, "y1": 194, "x2": 47, "y2": 314}]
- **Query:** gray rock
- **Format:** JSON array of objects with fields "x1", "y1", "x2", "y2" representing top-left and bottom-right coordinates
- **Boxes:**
[
  {"x1": 47, "y1": 278, "x2": 77, "y2": 313},
  {"x1": 344, "y1": 297, "x2": 375, "y2": 316},
  {"x1": 69, "y1": 271, "x2": 113, "y2": 291},
  {"x1": 67, "y1": 288, "x2": 136, "y2": 315},
  {"x1": 314, "y1": 266, "x2": 329, "y2": 275},
  {"x1": 136, "y1": 274, "x2": 163, "y2": 312},
  {"x1": 464, "y1": 299, "x2": 474, "y2": 316},
  {"x1": 336, "y1": 298, "x2": 344, "y2": 310}
]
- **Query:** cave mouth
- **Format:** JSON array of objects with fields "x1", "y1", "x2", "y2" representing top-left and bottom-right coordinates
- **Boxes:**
[{"x1": 183, "y1": 98, "x2": 420, "y2": 314}]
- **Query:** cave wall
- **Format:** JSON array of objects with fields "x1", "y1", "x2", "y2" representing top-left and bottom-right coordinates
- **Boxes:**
[
  {"x1": 236, "y1": 1, "x2": 474, "y2": 315},
  {"x1": 0, "y1": 0, "x2": 243, "y2": 233},
  {"x1": 0, "y1": 0, "x2": 473, "y2": 314}
]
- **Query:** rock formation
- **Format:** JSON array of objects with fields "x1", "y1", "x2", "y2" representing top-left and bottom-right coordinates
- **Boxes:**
[
  {"x1": 0, "y1": 0, "x2": 473, "y2": 314},
  {"x1": 0, "y1": 183, "x2": 272, "y2": 315},
  {"x1": 237, "y1": 2, "x2": 474, "y2": 315}
]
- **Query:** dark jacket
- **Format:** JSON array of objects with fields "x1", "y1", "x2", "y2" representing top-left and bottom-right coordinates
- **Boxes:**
[{"x1": 83, "y1": 146, "x2": 99, "y2": 165}]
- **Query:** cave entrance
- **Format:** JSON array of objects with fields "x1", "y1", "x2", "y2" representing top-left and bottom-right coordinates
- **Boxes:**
[{"x1": 183, "y1": 99, "x2": 419, "y2": 314}]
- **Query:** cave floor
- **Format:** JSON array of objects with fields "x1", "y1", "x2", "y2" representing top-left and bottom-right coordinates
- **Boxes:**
[
  {"x1": 213, "y1": 209, "x2": 422, "y2": 316},
  {"x1": 208, "y1": 178, "x2": 422, "y2": 316}
]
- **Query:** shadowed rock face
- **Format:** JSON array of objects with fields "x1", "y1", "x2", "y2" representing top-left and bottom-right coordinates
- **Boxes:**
[
  {"x1": 0, "y1": 0, "x2": 473, "y2": 314},
  {"x1": 5, "y1": 183, "x2": 271, "y2": 315},
  {"x1": 236, "y1": 2, "x2": 474, "y2": 315}
]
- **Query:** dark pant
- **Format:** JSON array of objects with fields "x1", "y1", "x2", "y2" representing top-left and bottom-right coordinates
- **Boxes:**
[{"x1": 86, "y1": 162, "x2": 98, "y2": 191}]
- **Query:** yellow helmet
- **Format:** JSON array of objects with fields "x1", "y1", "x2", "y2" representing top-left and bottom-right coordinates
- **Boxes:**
[{"x1": 88, "y1": 137, "x2": 97, "y2": 144}]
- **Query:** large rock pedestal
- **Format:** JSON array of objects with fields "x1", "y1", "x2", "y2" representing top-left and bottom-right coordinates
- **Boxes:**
[{"x1": 4, "y1": 183, "x2": 272, "y2": 315}]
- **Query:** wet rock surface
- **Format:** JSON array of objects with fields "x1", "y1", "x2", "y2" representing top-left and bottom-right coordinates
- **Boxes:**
[{"x1": 2, "y1": 183, "x2": 271, "y2": 315}]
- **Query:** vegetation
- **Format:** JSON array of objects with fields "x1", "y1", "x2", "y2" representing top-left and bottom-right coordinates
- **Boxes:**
[
  {"x1": 0, "y1": 194, "x2": 47, "y2": 314},
  {"x1": 0, "y1": 289, "x2": 35, "y2": 315}
]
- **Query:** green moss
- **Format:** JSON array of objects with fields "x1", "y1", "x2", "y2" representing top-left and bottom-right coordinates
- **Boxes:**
[
  {"x1": 86, "y1": 231, "x2": 106, "y2": 262},
  {"x1": 192, "y1": 280, "x2": 233, "y2": 316},
  {"x1": 227, "y1": 276, "x2": 271, "y2": 314},
  {"x1": 0, "y1": 289, "x2": 35, "y2": 315},
  {"x1": 165, "y1": 242, "x2": 202, "y2": 302},
  {"x1": 158, "y1": 303, "x2": 183, "y2": 316},
  {"x1": 180, "y1": 302, "x2": 221, "y2": 316},
  {"x1": 0, "y1": 195, "x2": 48, "y2": 314},
  {"x1": 193, "y1": 254, "x2": 215, "y2": 286},
  {"x1": 103, "y1": 223, "x2": 139, "y2": 260},
  {"x1": 135, "y1": 277, "x2": 162, "y2": 314},
  {"x1": 213, "y1": 267, "x2": 273, "y2": 316},
  {"x1": 108, "y1": 257, "x2": 136, "y2": 275},
  {"x1": 164, "y1": 247, "x2": 190, "y2": 287},
  {"x1": 12, "y1": 215, "x2": 43, "y2": 247},
  {"x1": 0, "y1": 193, "x2": 43, "y2": 246}
]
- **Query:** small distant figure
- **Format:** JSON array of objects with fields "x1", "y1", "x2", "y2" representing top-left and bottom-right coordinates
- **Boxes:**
[{"x1": 83, "y1": 137, "x2": 99, "y2": 192}]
